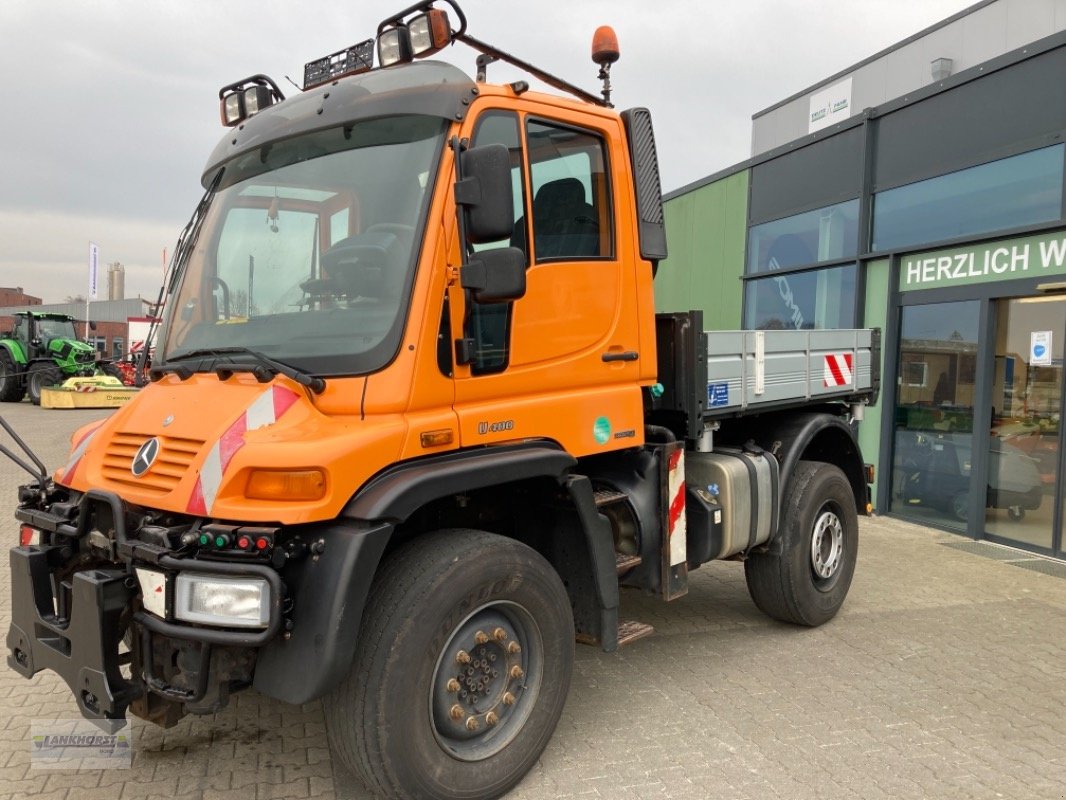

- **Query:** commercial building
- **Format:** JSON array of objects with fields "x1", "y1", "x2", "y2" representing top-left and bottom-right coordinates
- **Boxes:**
[{"x1": 659, "y1": 0, "x2": 1066, "y2": 560}]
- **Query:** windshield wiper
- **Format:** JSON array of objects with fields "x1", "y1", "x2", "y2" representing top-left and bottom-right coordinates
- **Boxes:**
[{"x1": 153, "y1": 347, "x2": 326, "y2": 394}]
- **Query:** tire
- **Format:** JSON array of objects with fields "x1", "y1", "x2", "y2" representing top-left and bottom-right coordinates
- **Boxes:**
[
  {"x1": 744, "y1": 461, "x2": 858, "y2": 627},
  {"x1": 1008, "y1": 506, "x2": 1025, "y2": 522},
  {"x1": 27, "y1": 362, "x2": 63, "y2": 406},
  {"x1": 0, "y1": 349, "x2": 26, "y2": 402},
  {"x1": 325, "y1": 529, "x2": 575, "y2": 800}
]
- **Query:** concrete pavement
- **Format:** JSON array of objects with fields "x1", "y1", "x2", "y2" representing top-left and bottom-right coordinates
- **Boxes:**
[{"x1": 1, "y1": 401, "x2": 1064, "y2": 800}]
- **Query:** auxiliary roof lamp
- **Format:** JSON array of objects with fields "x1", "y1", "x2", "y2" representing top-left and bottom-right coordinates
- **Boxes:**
[
  {"x1": 219, "y1": 75, "x2": 286, "y2": 127},
  {"x1": 376, "y1": 0, "x2": 465, "y2": 68}
]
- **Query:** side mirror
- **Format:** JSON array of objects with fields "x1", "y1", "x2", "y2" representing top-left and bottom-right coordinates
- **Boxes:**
[
  {"x1": 455, "y1": 143, "x2": 514, "y2": 244},
  {"x1": 461, "y1": 247, "x2": 526, "y2": 304},
  {"x1": 89, "y1": 320, "x2": 98, "y2": 331}
]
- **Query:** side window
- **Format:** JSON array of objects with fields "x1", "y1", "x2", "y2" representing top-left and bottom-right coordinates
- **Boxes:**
[
  {"x1": 471, "y1": 112, "x2": 529, "y2": 258},
  {"x1": 525, "y1": 121, "x2": 611, "y2": 261},
  {"x1": 463, "y1": 111, "x2": 528, "y2": 375}
]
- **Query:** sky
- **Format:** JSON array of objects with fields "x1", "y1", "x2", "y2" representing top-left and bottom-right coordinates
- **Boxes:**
[{"x1": 0, "y1": 0, "x2": 978, "y2": 304}]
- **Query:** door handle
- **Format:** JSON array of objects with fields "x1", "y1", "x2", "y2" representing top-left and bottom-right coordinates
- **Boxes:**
[{"x1": 602, "y1": 351, "x2": 638, "y2": 363}]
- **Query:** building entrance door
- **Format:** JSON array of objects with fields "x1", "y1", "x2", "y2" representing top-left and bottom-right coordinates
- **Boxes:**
[
  {"x1": 986, "y1": 296, "x2": 1066, "y2": 556},
  {"x1": 890, "y1": 300, "x2": 981, "y2": 530}
]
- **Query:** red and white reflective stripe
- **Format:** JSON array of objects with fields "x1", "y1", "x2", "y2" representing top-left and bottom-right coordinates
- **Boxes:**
[
  {"x1": 823, "y1": 353, "x2": 854, "y2": 387},
  {"x1": 666, "y1": 448, "x2": 687, "y2": 567},
  {"x1": 61, "y1": 428, "x2": 99, "y2": 484},
  {"x1": 187, "y1": 386, "x2": 300, "y2": 515}
]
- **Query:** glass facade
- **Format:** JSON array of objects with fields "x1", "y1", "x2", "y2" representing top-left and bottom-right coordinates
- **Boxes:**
[
  {"x1": 872, "y1": 145, "x2": 1065, "y2": 252},
  {"x1": 744, "y1": 264, "x2": 856, "y2": 330},
  {"x1": 747, "y1": 199, "x2": 859, "y2": 272}
]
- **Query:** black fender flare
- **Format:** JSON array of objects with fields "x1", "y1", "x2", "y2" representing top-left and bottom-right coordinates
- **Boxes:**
[
  {"x1": 257, "y1": 442, "x2": 588, "y2": 704},
  {"x1": 759, "y1": 411, "x2": 867, "y2": 516},
  {"x1": 342, "y1": 440, "x2": 577, "y2": 522}
]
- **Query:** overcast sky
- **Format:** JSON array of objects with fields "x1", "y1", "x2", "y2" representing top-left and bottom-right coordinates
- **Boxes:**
[{"x1": 1, "y1": 0, "x2": 976, "y2": 304}]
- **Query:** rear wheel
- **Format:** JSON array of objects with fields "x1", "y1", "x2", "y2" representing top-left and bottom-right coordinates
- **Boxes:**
[
  {"x1": 0, "y1": 349, "x2": 25, "y2": 402},
  {"x1": 745, "y1": 461, "x2": 858, "y2": 626},
  {"x1": 325, "y1": 529, "x2": 574, "y2": 800},
  {"x1": 27, "y1": 362, "x2": 63, "y2": 406}
]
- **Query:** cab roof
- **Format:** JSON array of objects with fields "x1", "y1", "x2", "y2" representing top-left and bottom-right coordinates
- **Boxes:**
[{"x1": 203, "y1": 61, "x2": 476, "y2": 186}]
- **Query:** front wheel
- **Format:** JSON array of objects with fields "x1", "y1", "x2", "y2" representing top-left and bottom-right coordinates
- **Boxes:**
[
  {"x1": 27, "y1": 362, "x2": 63, "y2": 406},
  {"x1": 744, "y1": 461, "x2": 858, "y2": 627},
  {"x1": 325, "y1": 529, "x2": 575, "y2": 800}
]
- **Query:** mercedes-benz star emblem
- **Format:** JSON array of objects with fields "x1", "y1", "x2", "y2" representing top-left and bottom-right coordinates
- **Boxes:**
[{"x1": 131, "y1": 437, "x2": 161, "y2": 477}]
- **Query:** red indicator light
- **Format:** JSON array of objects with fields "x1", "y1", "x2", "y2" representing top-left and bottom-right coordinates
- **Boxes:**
[
  {"x1": 237, "y1": 535, "x2": 252, "y2": 550},
  {"x1": 255, "y1": 537, "x2": 270, "y2": 551}
]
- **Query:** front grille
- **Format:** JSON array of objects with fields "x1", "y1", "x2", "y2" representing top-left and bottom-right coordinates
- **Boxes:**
[{"x1": 101, "y1": 432, "x2": 205, "y2": 496}]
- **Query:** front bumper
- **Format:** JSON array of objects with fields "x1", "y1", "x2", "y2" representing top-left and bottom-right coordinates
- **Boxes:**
[{"x1": 6, "y1": 489, "x2": 284, "y2": 724}]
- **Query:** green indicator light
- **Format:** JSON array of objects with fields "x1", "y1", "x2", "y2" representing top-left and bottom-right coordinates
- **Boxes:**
[
  {"x1": 215, "y1": 535, "x2": 227, "y2": 548},
  {"x1": 198, "y1": 534, "x2": 210, "y2": 546}
]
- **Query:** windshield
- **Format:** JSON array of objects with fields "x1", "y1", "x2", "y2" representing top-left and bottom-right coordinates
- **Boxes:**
[
  {"x1": 161, "y1": 114, "x2": 446, "y2": 376},
  {"x1": 36, "y1": 318, "x2": 78, "y2": 340}
]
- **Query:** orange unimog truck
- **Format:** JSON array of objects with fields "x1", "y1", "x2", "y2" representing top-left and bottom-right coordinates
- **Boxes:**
[{"x1": 5, "y1": 3, "x2": 879, "y2": 798}]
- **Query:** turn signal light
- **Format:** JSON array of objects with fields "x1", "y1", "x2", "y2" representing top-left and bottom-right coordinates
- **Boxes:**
[{"x1": 246, "y1": 469, "x2": 327, "y2": 501}]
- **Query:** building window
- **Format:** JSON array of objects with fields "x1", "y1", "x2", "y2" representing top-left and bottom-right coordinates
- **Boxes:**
[
  {"x1": 112, "y1": 338, "x2": 124, "y2": 359},
  {"x1": 872, "y1": 144, "x2": 1065, "y2": 252},
  {"x1": 747, "y1": 199, "x2": 859, "y2": 273},
  {"x1": 743, "y1": 263, "x2": 857, "y2": 330}
]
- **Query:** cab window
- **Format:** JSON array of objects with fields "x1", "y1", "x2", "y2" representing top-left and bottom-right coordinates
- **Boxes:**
[{"x1": 524, "y1": 120, "x2": 611, "y2": 261}]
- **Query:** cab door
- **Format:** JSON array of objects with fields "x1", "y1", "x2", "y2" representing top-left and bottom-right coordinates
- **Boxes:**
[{"x1": 450, "y1": 107, "x2": 646, "y2": 456}]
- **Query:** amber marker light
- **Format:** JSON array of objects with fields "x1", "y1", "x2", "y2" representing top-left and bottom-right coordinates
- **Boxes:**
[
  {"x1": 421, "y1": 429, "x2": 455, "y2": 448},
  {"x1": 247, "y1": 469, "x2": 327, "y2": 501},
  {"x1": 591, "y1": 25, "x2": 620, "y2": 66}
]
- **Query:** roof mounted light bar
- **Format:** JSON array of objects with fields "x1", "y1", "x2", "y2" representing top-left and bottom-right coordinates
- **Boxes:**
[
  {"x1": 219, "y1": 75, "x2": 285, "y2": 127},
  {"x1": 226, "y1": 0, "x2": 613, "y2": 128},
  {"x1": 374, "y1": 0, "x2": 606, "y2": 106}
]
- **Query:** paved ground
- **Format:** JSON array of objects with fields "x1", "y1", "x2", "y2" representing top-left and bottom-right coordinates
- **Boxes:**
[{"x1": 1, "y1": 401, "x2": 1065, "y2": 800}]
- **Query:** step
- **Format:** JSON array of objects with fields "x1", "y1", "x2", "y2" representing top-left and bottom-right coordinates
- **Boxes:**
[
  {"x1": 593, "y1": 489, "x2": 628, "y2": 507},
  {"x1": 615, "y1": 552, "x2": 642, "y2": 574},
  {"x1": 616, "y1": 620, "x2": 655, "y2": 647}
]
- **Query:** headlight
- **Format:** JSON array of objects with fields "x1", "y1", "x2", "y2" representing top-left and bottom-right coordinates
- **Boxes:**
[{"x1": 174, "y1": 573, "x2": 270, "y2": 628}]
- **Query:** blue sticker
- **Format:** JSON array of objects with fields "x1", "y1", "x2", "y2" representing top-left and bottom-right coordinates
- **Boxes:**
[
  {"x1": 593, "y1": 416, "x2": 612, "y2": 445},
  {"x1": 708, "y1": 382, "x2": 729, "y2": 408}
]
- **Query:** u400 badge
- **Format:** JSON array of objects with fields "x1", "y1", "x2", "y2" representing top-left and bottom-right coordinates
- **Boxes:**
[{"x1": 477, "y1": 419, "x2": 515, "y2": 435}]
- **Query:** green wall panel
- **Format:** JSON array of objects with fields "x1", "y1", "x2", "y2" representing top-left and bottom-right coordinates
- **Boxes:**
[
  {"x1": 858, "y1": 258, "x2": 890, "y2": 509},
  {"x1": 656, "y1": 170, "x2": 749, "y2": 329}
]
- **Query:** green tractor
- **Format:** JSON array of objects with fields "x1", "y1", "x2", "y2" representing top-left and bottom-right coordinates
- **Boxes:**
[{"x1": 0, "y1": 312, "x2": 121, "y2": 405}]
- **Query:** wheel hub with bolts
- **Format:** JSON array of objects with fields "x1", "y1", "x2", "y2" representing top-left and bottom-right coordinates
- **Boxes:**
[
  {"x1": 431, "y1": 603, "x2": 539, "y2": 760},
  {"x1": 810, "y1": 508, "x2": 844, "y2": 580}
]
